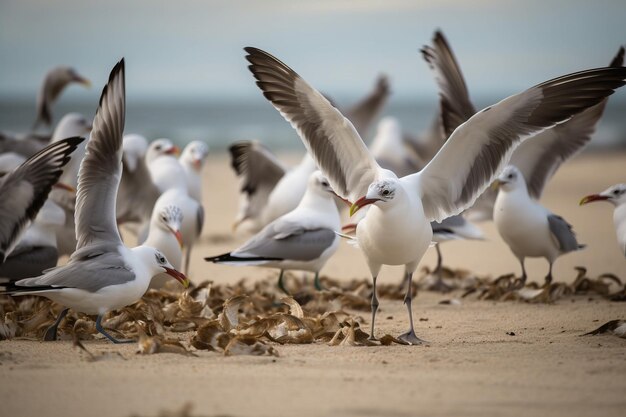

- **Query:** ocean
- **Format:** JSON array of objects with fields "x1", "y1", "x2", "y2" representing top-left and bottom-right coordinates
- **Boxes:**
[{"x1": 2, "y1": 97, "x2": 626, "y2": 152}]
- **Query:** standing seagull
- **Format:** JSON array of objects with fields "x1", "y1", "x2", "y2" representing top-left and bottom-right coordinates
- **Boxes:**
[
  {"x1": 244, "y1": 46, "x2": 626, "y2": 344},
  {"x1": 206, "y1": 171, "x2": 341, "y2": 294},
  {"x1": 1, "y1": 59, "x2": 189, "y2": 343},
  {"x1": 179, "y1": 140, "x2": 209, "y2": 202},
  {"x1": 580, "y1": 184, "x2": 626, "y2": 257},
  {"x1": 0, "y1": 137, "x2": 83, "y2": 262},
  {"x1": 493, "y1": 166, "x2": 584, "y2": 287}
]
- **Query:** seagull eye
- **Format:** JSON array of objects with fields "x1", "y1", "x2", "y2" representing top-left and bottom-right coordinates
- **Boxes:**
[
  {"x1": 322, "y1": 181, "x2": 329, "y2": 187},
  {"x1": 614, "y1": 190, "x2": 620, "y2": 195},
  {"x1": 382, "y1": 190, "x2": 390, "y2": 196},
  {"x1": 155, "y1": 145, "x2": 162, "y2": 151},
  {"x1": 161, "y1": 216, "x2": 167, "y2": 221},
  {"x1": 507, "y1": 174, "x2": 514, "y2": 179}
]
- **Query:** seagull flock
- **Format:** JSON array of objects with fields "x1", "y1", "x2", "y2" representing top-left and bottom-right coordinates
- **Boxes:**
[{"x1": 1, "y1": 30, "x2": 625, "y2": 344}]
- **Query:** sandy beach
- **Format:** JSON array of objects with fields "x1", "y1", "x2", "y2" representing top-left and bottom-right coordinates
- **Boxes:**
[{"x1": 1, "y1": 151, "x2": 625, "y2": 417}]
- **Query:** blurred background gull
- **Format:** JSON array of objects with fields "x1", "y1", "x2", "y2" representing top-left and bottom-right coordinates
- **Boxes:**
[{"x1": 1, "y1": 0, "x2": 626, "y2": 150}]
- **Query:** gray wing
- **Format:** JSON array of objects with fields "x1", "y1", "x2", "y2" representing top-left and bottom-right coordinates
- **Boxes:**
[
  {"x1": 510, "y1": 47, "x2": 624, "y2": 200},
  {"x1": 228, "y1": 140, "x2": 286, "y2": 222},
  {"x1": 75, "y1": 60, "x2": 125, "y2": 249},
  {"x1": 117, "y1": 155, "x2": 160, "y2": 224},
  {"x1": 18, "y1": 243, "x2": 134, "y2": 292},
  {"x1": 344, "y1": 75, "x2": 391, "y2": 139},
  {"x1": 422, "y1": 30, "x2": 476, "y2": 140},
  {"x1": 0, "y1": 137, "x2": 83, "y2": 261},
  {"x1": 245, "y1": 47, "x2": 382, "y2": 203},
  {"x1": 407, "y1": 67, "x2": 626, "y2": 222},
  {"x1": 547, "y1": 215, "x2": 581, "y2": 253},
  {"x1": 234, "y1": 224, "x2": 336, "y2": 262}
]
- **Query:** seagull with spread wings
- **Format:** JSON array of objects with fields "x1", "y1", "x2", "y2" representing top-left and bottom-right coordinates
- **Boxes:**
[
  {"x1": 244, "y1": 46, "x2": 626, "y2": 344},
  {"x1": 1, "y1": 59, "x2": 189, "y2": 344}
]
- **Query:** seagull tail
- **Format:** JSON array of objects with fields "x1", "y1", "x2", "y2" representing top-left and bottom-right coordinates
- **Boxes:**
[
  {"x1": 0, "y1": 279, "x2": 62, "y2": 295},
  {"x1": 204, "y1": 253, "x2": 281, "y2": 265}
]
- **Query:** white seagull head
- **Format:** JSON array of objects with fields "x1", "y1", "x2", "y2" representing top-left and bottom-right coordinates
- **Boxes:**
[
  {"x1": 153, "y1": 204, "x2": 184, "y2": 247},
  {"x1": 350, "y1": 178, "x2": 402, "y2": 216},
  {"x1": 580, "y1": 183, "x2": 626, "y2": 207},
  {"x1": 145, "y1": 138, "x2": 179, "y2": 164},
  {"x1": 133, "y1": 245, "x2": 189, "y2": 288},
  {"x1": 181, "y1": 140, "x2": 209, "y2": 171},
  {"x1": 494, "y1": 165, "x2": 525, "y2": 193}
]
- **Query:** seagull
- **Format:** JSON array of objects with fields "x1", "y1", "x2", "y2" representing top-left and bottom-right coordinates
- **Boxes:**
[
  {"x1": 146, "y1": 138, "x2": 183, "y2": 193},
  {"x1": 493, "y1": 166, "x2": 585, "y2": 287},
  {"x1": 145, "y1": 204, "x2": 184, "y2": 289},
  {"x1": 229, "y1": 140, "x2": 288, "y2": 232},
  {"x1": 206, "y1": 171, "x2": 340, "y2": 294},
  {"x1": 0, "y1": 136, "x2": 83, "y2": 262},
  {"x1": 229, "y1": 75, "x2": 390, "y2": 233},
  {"x1": 116, "y1": 134, "x2": 160, "y2": 227},
  {"x1": 179, "y1": 140, "x2": 210, "y2": 202},
  {"x1": 580, "y1": 184, "x2": 626, "y2": 257},
  {"x1": 422, "y1": 37, "x2": 625, "y2": 221},
  {"x1": 34, "y1": 66, "x2": 91, "y2": 129},
  {"x1": 371, "y1": 117, "x2": 422, "y2": 177},
  {"x1": 244, "y1": 46, "x2": 626, "y2": 344},
  {"x1": 1, "y1": 59, "x2": 189, "y2": 344}
]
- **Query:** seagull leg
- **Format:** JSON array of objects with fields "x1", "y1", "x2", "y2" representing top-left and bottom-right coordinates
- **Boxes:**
[
  {"x1": 429, "y1": 244, "x2": 452, "y2": 293},
  {"x1": 43, "y1": 308, "x2": 69, "y2": 341},
  {"x1": 183, "y1": 244, "x2": 193, "y2": 276},
  {"x1": 277, "y1": 270, "x2": 290, "y2": 295},
  {"x1": 368, "y1": 275, "x2": 379, "y2": 341},
  {"x1": 544, "y1": 262, "x2": 553, "y2": 286},
  {"x1": 512, "y1": 258, "x2": 527, "y2": 290},
  {"x1": 399, "y1": 271, "x2": 427, "y2": 345},
  {"x1": 95, "y1": 315, "x2": 135, "y2": 344},
  {"x1": 313, "y1": 272, "x2": 324, "y2": 291}
]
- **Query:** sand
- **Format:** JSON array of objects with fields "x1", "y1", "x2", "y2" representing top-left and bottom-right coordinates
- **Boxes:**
[{"x1": 1, "y1": 151, "x2": 625, "y2": 417}]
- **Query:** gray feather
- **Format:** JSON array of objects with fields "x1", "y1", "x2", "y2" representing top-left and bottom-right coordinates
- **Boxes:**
[{"x1": 547, "y1": 215, "x2": 581, "y2": 253}]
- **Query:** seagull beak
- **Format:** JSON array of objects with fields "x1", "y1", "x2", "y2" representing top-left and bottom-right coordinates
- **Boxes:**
[
  {"x1": 74, "y1": 76, "x2": 91, "y2": 88},
  {"x1": 330, "y1": 191, "x2": 352, "y2": 207},
  {"x1": 53, "y1": 182, "x2": 75, "y2": 193},
  {"x1": 580, "y1": 194, "x2": 609, "y2": 205},
  {"x1": 342, "y1": 223, "x2": 357, "y2": 234},
  {"x1": 349, "y1": 196, "x2": 380, "y2": 217},
  {"x1": 163, "y1": 267, "x2": 189, "y2": 288},
  {"x1": 166, "y1": 146, "x2": 180, "y2": 156},
  {"x1": 168, "y1": 227, "x2": 183, "y2": 248},
  {"x1": 491, "y1": 179, "x2": 504, "y2": 190},
  {"x1": 193, "y1": 158, "x2": 202, "y2": 170}
]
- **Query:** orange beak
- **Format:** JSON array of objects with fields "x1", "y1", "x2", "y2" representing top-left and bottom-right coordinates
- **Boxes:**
[
  {"x1": 163, "y1": 267, "x2": 189, "y2": 288},
  {"x1": 169, "y1": 228, "x2": 183, "y2": 248},
  {"x1": 53, "y1": 182, "x2": 76, "y2": 193},
  {"x1": 342, "y1": 223, "x2": 357, "y2": 234},
  {"x1": 165, "y1": 146, "x2": 180, "y2": 156}
]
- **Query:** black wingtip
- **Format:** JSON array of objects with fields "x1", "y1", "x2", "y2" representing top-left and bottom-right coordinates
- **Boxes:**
[
  {"x1": 98, "y1": 58, "x2": 126, "y2": 108},
  {"x1": 610, "y1": 46, "x2": 625, "y2": 68}
]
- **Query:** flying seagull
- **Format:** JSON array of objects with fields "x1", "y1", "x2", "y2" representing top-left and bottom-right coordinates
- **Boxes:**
[
  {"x1": 580, "y1": 184, "x2": 626, "y2": 258},
  {"x1": 244, "y1": 46, "x2": 626, "y2": 344},
  {"x1": 206, "y1": 171, "x2": 341, "y2": 294},
  {"x1": 1, "y1": 59, "x2": 189, "y2": 344}
]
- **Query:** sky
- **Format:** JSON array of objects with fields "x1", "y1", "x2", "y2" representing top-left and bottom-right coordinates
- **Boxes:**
[{"x1": 1, "y1": 0, "x2": 626, "y2": 102}]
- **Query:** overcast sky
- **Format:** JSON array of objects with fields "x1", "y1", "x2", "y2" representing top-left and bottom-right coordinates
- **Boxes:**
[{"x1": 1, "y1": 0, "x2": 625, "y2": 102}]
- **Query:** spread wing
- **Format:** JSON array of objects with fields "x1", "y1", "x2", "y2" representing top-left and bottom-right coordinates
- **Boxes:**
[
  {"x1": 245, "y1": 47, "x2": 383, "y2": 203},
  {"x1": 405, "y1": 67, "x2": 626, "y2": 221},
  {"x1": 344, "y1": 74, "x2": 391, "y2": 138},
  {"x1": 75, "y1": 59, "x2": 126, "y2": 249},
  {"x1": 0, "y1": 137, "x2": 83, "y2": 261},
  {"x1": 510, "y1": 46, "x2": 624, "y2": 199}
]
